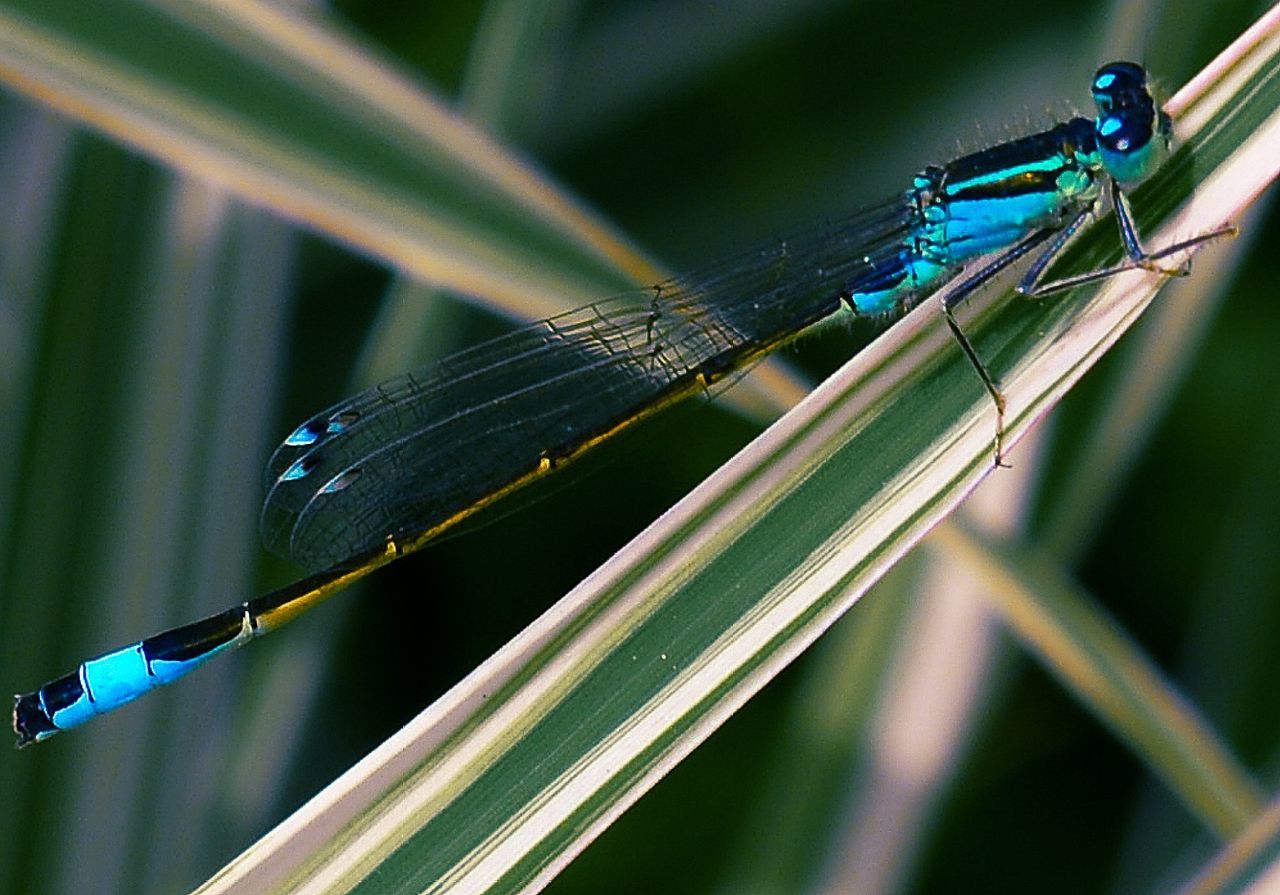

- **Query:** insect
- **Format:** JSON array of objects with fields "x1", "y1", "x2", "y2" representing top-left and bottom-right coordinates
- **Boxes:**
[{"x1": 14, "y1": 61, "x2": 1230, "y2": 746}]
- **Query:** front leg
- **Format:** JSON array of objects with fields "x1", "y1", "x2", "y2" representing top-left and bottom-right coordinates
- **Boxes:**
[{"x1": 1020, "y1": 178, "x2": 1235, "y2": 297}]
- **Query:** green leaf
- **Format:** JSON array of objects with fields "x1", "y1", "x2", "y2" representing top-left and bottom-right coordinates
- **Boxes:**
[
  {"x1": 1172, "y1": 797, "x2": 1280, "y2": 895},
  {"x1": 933, "y1": 518, "x2": 1264, "y2": 837},
  {"x1": 0, "y1": 0, "x2": 650, "y2": 309}
]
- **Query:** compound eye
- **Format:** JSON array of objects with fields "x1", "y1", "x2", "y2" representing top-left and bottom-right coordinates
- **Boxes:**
[
  {"x1": 1093, "y1": 61, "x2": 1146, "y2": 94},
  {"x1": 1098, "y1": 114, "x2": 1150, "y2": 156},
  {"x1": 1092, "y1": 61, "x2": 1150, "y2": 116}
]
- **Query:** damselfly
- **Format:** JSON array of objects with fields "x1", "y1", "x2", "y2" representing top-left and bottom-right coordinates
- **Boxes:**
[{"x1": 13, "y1": 61, "x2": 1231, "y2": 746}]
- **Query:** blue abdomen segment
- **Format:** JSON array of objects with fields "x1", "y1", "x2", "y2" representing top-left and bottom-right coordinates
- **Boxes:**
[
  {"x1": 844, "y1": 249, "x2": 949, "y2": 316},
  {"x1": 12, "y1": 607, "x2": 254, "y2": 744},
  {"x1": 14, "y1": 554, "x2": 375, "y2": 745}
]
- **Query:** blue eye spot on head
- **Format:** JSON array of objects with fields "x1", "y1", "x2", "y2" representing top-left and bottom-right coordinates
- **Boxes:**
[{"x1": 1094, "y1": 72, "x2": 1116, "y2": 90}]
